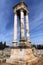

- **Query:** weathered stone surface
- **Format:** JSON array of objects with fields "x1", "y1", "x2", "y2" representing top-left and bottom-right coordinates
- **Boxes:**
[
  {"x1": 0, "y1": 48, "x2": 11, "y2": 62},
  {"x1": 0, "y1": 48, "x2": 43, "y2": 64},
  {"x1": 6, "y1": 47, "x2": 38, "y2": 64},
  {"x1": 0, "y1": 57, "x2": 43, "y2": 65}
]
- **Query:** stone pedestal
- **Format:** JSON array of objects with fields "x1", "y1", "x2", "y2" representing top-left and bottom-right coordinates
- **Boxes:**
[{"x1": 6, "y1": 47, "x2": 37, "y2": 64}]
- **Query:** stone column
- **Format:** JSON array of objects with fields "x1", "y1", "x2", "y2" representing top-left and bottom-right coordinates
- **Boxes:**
[
  {"x1": 26, "y1": 12, "x2": 30, "y2": 42},
  {"x1": 13, "y1": 12, "x2": 17, "y2": 46},
  {"x1": 20, "y1": 9, "x2": 24, "y2": 41}
]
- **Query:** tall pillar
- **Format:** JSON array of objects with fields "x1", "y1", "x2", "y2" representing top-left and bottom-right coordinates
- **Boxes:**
[
  {"x1": 13, "y1": 12, "x2": 17, "y2": 46},
  {"x1": 20, "y1": 9, "x2": 24, "y2": 41},
  {"x1": 26, "y1": 12, "x2": 30, "y2": 42}
]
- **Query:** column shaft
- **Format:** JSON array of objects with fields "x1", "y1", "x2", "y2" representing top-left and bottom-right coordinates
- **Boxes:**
[
  {"x1": 13, "y1": 12, "x2": 17, "y2": 46},
  {"x1": 20, "y1": 10, "x2": 24, "y2": 40},
  {"x1": 26, "y1": 13, "x2": 30, "y2": 41}
]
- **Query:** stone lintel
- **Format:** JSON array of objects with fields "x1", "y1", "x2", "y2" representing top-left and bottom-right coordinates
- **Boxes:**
[
  {"x1": 13, "y1": 2, "x2": 28, "y2": 10},
  {"x1": 13, "y1": 2, "x2": 29, "y2": 14},
  {"x1": 14, "y1": 8, "x2": 29, "y2": 15}
]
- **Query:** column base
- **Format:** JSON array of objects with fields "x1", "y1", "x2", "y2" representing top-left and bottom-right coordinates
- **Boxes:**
[
  {"x1": 25, "y1": 38, "x2": 32, "y2": 47},
  {"x1": 19, "y1": 38, "x2": 26, "y2": 47},
  {"x1": 19, "y1": 38, "x2": 32, "y2": 48},
  {"x1": 12, "y1": 41, "x2": 18, "y2": 47},
  {"x1": 20, "y1": 37, "x2": 25, "y2": 42}
]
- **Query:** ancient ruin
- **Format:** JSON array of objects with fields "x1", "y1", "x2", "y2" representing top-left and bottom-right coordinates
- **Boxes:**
[{"x1": 6, "y1": 2, "x2": 37, "y2": 64}]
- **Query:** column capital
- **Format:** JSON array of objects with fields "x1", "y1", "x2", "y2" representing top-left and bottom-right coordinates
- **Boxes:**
[
  {"x1": 20, "y1": 9, "x2": 24, "y2": 15},
  {"x1": 14, "y1": 11, "x2": 17, "y2": 15},
  {"x1": 20, "y1": 9, "x2": 23, "y2": 11},
  {"x1": 26, "y1": 12, "x2": 29, "y2": 15}
]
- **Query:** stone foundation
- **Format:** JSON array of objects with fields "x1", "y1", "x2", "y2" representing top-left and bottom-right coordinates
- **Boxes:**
[{"x1": 6, "y1": 47, "x2": 37, "y2": 64}]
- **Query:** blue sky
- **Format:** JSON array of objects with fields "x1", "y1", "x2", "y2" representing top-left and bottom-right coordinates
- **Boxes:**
[{"x1": 0, "y1": 0, "x2": 43, "y2": 45}]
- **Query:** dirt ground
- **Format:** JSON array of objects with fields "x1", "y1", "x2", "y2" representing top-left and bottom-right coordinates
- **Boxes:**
[{"x1": 0, "y1": 63, "x2": 13, "y2": 65}]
